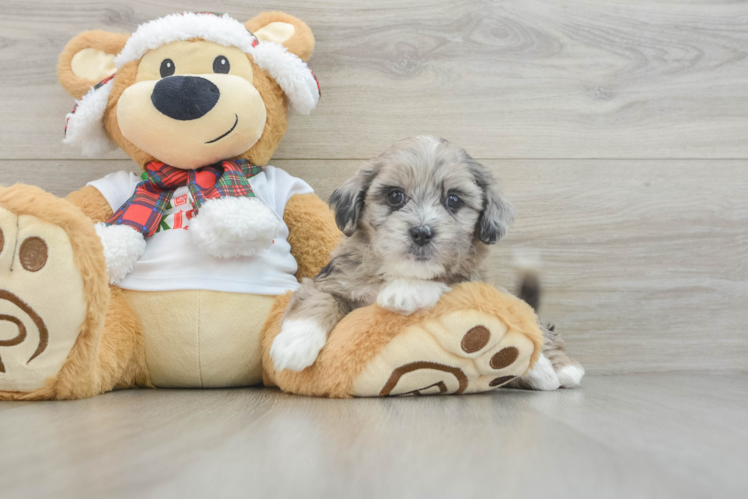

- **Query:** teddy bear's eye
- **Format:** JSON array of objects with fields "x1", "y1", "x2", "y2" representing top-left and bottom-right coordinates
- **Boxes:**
[
  {"x1": 160, "y1": 59, "x2": 175, "y2": 78},
  {"x1": 213, "y1": 56, "x2": 230, "y2": 74}
]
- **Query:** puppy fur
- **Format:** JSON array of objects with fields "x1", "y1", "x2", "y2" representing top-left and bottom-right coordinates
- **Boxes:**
[{"x1": 270, "y1": 136, "x2": 583, "y2": 389}]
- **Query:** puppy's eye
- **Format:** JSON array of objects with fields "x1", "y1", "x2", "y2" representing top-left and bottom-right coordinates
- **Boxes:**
[
  {"x1": 160, "y1": 59, "x2": 175, "y2": 78},
  {"x1": 387, "y1": 190, "x2": 406, "y2": 207},
  {"x1": 213, "y1": 55, "x2": 230, "y2": 74},
  {"x1": 446, "y1": 194, "x2": 463, "y2": 211}
]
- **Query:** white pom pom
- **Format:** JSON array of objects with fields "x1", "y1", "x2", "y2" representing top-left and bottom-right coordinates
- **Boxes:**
[
  {"x1": 94, "y1": 223, "x2": 146, "y2": 284},
  {"x1": 190, "y1": 197, "x2": 281, "y2": 259}
]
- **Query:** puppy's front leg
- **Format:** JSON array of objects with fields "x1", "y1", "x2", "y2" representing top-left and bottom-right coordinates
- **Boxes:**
[
  {"x1": 377, "y1": 278, "x2": 451, "y2": 315},
  {"x1": 270, "y1": 280, "x2": 348, "y2": 372}
]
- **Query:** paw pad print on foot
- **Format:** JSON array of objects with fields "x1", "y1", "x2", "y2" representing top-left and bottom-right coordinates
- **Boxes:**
[
  {"x1": 380, "y1": 361, "x2": 469, "y2": 396},
  {"x1": 352, "y1": 310, "x2": 538, "y2": 397},
  {"x1": 461, "y1": 326, "x2": 490, "y2": 353},
  {"x1": 490, "y1": 347, "x2": 519, "y2": 369},
  {"x1": 0, "y1": 208, "x2": 88, "y2": 393}
]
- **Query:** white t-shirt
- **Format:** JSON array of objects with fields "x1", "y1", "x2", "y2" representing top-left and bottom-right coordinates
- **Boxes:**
[{"x1": 88, "y1": 166, "x2": 313, "y2": 295}]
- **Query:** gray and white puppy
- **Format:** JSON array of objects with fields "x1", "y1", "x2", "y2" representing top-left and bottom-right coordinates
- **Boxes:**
[{"x1": 270, "y1": 136, "x2": 584, "y2": 390}]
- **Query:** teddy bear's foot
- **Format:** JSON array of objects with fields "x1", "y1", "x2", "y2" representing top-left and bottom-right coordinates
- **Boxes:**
[
  {"x1": 0, "y1": 206, "x2": 89, "y2": 394},
  {"x1": 352, "y1": 309, "x2": 536, "y2": 396},
  {"x1": 264, "y1": 282, "x2": 544, "y2": 398},
  {"x1": 0, "y1": 185, "x2": 141, "y2": 400}
]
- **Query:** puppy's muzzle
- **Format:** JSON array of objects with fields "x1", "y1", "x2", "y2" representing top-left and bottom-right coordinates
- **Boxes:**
[
  {"x1": 409, "y1": 226, "x2": 434, "y2": 247},
  {"x1": 151, "y1": 76, "x2": 220, "y2": 121}
]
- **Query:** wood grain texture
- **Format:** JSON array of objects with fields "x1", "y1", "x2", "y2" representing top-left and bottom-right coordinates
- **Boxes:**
[
  {"x1": 0, "y1": 375, "x2": 746, "y2": 497},
  {"x1": 0, "y1": 1, "x2": 745, "y2": 375},
  {"x1": 1, "y1": 0, "x2": 748, "y2": 159},
  {"x1": 1, "y1": 158, "x2": 746, "y2": 374}
]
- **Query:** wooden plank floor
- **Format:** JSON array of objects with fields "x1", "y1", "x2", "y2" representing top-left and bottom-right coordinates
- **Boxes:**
[{"x1": 0, "y1": 375, "x2": 746, "y2": 498}]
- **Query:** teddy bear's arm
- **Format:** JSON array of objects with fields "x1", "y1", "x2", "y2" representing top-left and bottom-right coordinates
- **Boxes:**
[
  {"x1": 284, "y1": 193, "x2": 342, "y2": 281},
  {"x1": 66, "y1": 186, "x2": 113, "y2": 223}
]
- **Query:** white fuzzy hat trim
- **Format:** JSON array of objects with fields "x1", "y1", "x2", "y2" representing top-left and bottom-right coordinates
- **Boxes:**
[
  {"x1": 64, "y1": 12, "x2": 320, "y2": 156},
  {"x1": 63, "y1": 75, "x2": 116, "y2": 156}
]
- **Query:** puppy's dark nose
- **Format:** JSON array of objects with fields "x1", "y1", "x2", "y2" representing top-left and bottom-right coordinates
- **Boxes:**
[
  {"x1": 409, "y1": 226, "x2": 434, "y2": 246},
  {"x1": 151, "y1": 76, "x2": 220, "y2": 121}
]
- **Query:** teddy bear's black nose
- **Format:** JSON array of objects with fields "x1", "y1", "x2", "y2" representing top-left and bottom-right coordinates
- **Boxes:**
[{"x1": 151, "y1": 76, "x2": 220, "y2": 121}]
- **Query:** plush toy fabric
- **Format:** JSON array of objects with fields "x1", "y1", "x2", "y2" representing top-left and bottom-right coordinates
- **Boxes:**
[{"x1": 0, "y1": 12, "x2": 542, "y2": 400}]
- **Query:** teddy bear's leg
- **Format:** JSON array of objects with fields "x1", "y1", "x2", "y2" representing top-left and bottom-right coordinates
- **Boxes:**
[
  {"x1": 262, "y1": 282, "x2": 544, "y2": 398},
  {"x1": 0, "y1": 185, "x2": 148, "y2": 400},
  {"x1": 96, "y1": 287, "x2": 149, "y2": 392}
]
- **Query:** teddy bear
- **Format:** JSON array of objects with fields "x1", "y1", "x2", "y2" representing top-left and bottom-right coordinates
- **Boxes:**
[{"x1": 0, "y1": 11, "x2": 544, "y2": 400}]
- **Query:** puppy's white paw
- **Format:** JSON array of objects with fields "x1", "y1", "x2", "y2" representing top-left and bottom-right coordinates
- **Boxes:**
[
  {"x1": 270, "y1": 319, "x2": 328, "y2": 372},
  {"x1": 522, "y1": 354, "x2": 561, "y2": 391},
  {"x1": 558, "y1": 364, "x2": 585, "y2": 388},
  {"x1": 377, "y1": 279, "x2": 451, "y2": 315}
]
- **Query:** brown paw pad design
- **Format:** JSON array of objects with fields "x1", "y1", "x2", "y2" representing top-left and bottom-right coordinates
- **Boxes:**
[
  {"x1": 380, "y1": 361, "x2": 469, "y2": 396},
  {"x1": 0, "y1": 208, "x2": 88, "y2": 393},
  {"x1": 461, "y1": 326, "x2": 490, "y2": 353},
  {"x1": 0, "y1": 290, "x2": 48, "y2": 373},
  {"x1": 352, "y1": 310, "x2": 535, "y2": 397},
  {"x1": 490, "y1": 347, "x2": 519, "y2": 369}
]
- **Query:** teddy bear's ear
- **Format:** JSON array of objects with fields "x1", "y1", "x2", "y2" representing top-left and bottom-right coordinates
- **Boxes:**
[
  {"x1": 57, "y1": 30, "x2": 129, "y2": 99},
  {"x1": 246, "y1": 12, "x2": 315, "y2": 62}
]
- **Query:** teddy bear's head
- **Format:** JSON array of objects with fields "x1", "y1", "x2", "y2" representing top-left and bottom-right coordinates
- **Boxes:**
[{"x1": 57, "y1": 12, "x2": 319, "y2": 169}]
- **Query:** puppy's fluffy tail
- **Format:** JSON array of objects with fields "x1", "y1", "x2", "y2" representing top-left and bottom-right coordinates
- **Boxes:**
[
  {"x1": 511, "y1": 250, "x2": 586, "y2": 389},
  {"x1": 513, "y1": 249, "x2": 542, "y2": 311},
  {"x1": 517, "y1": 269, "x2": 541, "y2": 311}
]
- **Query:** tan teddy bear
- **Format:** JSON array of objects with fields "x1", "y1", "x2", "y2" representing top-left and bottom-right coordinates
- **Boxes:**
[{"x1": 0, "y1": 12, "x2": 543, "y2": 400}]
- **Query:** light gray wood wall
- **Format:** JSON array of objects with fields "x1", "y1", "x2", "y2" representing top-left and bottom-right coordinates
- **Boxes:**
[{"x1": 0, "y1": 1, "x2": 746, "y2": 374}]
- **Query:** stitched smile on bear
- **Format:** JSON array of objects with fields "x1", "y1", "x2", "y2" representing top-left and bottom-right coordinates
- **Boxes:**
[
  {"x1": 206, "y1": 114, "x2": 239, "y2": 144},
  {"x1": 117, "y1": 40, "x2": 267, "y2": 170}
]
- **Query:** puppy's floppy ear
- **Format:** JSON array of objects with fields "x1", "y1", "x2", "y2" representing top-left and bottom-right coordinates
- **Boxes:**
[
  {"x1": 246, "y1": 12, "x2": 315, "y2": 62},
  {"x1": 470, "y1": 160, "x2": 515, "y2": 244},
  {"x1": 330, "y1": 162, "x2": 378, "y2": 237},
  {"x1": 58, "y1": 30, "x2": 129, "y2": 99}
]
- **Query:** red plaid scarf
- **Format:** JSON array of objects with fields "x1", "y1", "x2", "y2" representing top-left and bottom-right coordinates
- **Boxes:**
[{"x1": 107, "y1": 160, "x2": 262, "y2": 237}]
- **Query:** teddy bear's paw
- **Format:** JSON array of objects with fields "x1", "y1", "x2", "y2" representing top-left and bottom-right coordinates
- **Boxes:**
[
  {"x1": 190, "y1": 197, "x2": 281, "y2": 259},
  {"x1": 94, "y1": 223, "x2": 146, "y2": 284},
  {"x1": 0, "y1": 208, "x2": 88, "y2": 394},
  {"x1": 270, "y1": 319, "x2": 328, "y2": 372},
  {"x1": 352, "y1": 309, "x2": 538, "y2": 397}
]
